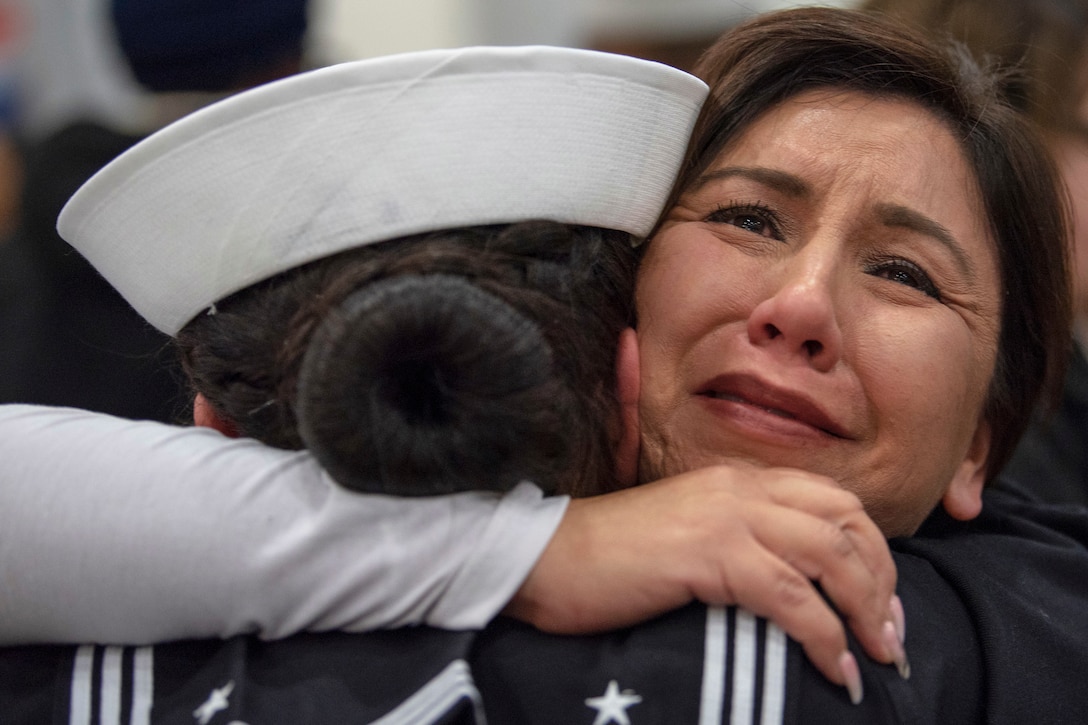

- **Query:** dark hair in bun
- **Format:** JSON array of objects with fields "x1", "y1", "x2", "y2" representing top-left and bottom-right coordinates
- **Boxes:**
[{"x1": 176, "y1": 221, "x2": 638, "y2": 497}]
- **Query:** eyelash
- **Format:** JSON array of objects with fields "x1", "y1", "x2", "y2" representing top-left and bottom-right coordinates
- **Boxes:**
[
  {"x1": 706, "y1": 202, "x2": 783, "y2": 241},
  {"x1": 864, "y1": 256, "x2": 942, "y2": 301}
]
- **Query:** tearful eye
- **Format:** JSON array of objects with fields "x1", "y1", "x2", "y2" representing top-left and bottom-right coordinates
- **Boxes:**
[
  {"x1": 868, "y1": 259, "x2": 942, "y2": 301},
  {"x1": 734, "y1": 214, "x2": 768, "y2": 234},
  {"x1": 887, "y1": 269, "x2": 916, "y2": 286},
  {"x1": 706, "y1": 203, "x2": 782, "y2": 240}
]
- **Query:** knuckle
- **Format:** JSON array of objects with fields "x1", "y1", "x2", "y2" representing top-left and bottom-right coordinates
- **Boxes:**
[
  {"x1": 771, "y1": 569, "x2": 817, "y2": 611},
  {"x1": 816, "y1": 521, "x2": 858, "y2": 561}
]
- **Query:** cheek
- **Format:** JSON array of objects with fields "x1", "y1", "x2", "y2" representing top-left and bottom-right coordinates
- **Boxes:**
[
  {"x1": 636, "y1": 237, "x2": 762, "y2": 348},
  {"x1": 636, "y1": 239, "x2": 752, "y2": 448},
  {"x1": 856, "y1": 314, "x2": 986, "y2": 446},
  {"x1": 849, "y1": 315, "x2": 990, "y2": 533}
]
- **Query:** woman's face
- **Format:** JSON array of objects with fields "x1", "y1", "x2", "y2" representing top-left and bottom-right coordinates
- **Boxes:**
[{"x1": 635, "y1": 89, "x2": 1002, "y2": 536}]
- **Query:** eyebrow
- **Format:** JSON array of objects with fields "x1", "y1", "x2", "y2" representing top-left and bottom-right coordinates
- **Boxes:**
[
  {"x1": 875, "y1": 202, "x2": 975, "y2": 277},
  {"x1": 693, "y1": 166, "x2": 976, "y2": 278},
  {"x1": 693, "y1": 166, "x2": 810, "y2": 197}
]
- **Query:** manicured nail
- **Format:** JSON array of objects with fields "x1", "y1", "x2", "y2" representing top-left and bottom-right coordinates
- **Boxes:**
[
  {"x1": 890, "y1": 595, "x2": 906, "y2": 644},
  {"x1": 839, "y1": 651, "x2": 863, "y2": 705},
  {"x1": 883, "y1": 620, "x2": 911, "y2": 680}
]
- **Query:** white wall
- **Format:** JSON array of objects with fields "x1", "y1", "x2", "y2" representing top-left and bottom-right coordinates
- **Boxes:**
[
  {"x1": 309, "y1": 0, "x2": 474, "y2": 61},
  {"x1": 310, "y1": 0, "x2": 862, "y2": 62},
  {"x1": 309, "y1": 0, "x2": 591, "y2": 61}
]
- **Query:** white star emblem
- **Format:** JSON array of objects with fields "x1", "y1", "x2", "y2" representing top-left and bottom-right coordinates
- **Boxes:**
[
  {"x1": 585, "y1": 679, "x2": 643, "y2": 725},
  {"x1": 193, "y1": 680, "x2": 234, "y2": 725}
]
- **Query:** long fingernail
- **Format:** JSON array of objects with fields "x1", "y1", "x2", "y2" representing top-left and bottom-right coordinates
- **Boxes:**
[
  {"x1": 890, "y1": 595, "x2": 906, "y2": 644},
  {"x1": 839, "y1": 651, "x2": 864, "y2": 705},
  {"x1": 883, "y1": 620, "x2": 911, "y2": 680}
]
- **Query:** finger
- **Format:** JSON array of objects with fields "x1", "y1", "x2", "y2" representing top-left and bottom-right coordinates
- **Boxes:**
[
  {"x1": 761, "y1": 473, "x2": 900, "y2": 662},
  {"x1": 746, "y1": 503, "x2": 899, "y2": 669},
  {"x1": 686, "y1": 535, "x2": 850, "y2": 688}
]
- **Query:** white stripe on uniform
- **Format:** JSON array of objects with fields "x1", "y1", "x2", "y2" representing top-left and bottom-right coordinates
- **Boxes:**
[
  {"x1": 101, "y1": 646, "x2": 124, "y2": 724},
  {"x1": 68, "y1": 645, "x2": 155, "y2": 725},
  {"x1": 700, "y1": 610, "x2": 789, "y2": 725},
  {"x1": 68, "y1": 645, "x2": 95, "y2": 725},
  {"x1": 700, "y1": 606, "x2": 729, "y2": 725},
  {"x1": 760, "y1": 623, "x2": 787, "y2": 725},
  {"x1": 132, "y1": 647, "x2": 154, "y2": 725},
  {"x1": 731, "y1": 609, "x2": 759, "y2": 725}
]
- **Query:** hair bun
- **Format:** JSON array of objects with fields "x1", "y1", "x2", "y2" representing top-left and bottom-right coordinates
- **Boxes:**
[{"x1": 296, "y1": 274, "x2": 572, "y2": 496}]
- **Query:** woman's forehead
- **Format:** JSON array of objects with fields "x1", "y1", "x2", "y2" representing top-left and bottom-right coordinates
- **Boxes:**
[
  {"x1": 714, "y1": 87, "x2": 960, "y2": 166},
  {"x1": 702, "y1": 91, "x2": 983, "y2": 205}
]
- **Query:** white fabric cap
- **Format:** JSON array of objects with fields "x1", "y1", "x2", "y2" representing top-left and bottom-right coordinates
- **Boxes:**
[{"x1": 57, "y1": 45, "x2": 708, "y2": 335}]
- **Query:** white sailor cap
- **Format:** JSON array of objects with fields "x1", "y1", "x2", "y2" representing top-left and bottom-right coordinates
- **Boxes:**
[{"x1": 58, "y1": 45, "x2": 708, "y2": 335}]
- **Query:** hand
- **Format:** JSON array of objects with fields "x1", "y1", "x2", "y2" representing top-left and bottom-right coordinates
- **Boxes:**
[{"x1": 504, "y1": 462, "x2": 906, "y2": 696}]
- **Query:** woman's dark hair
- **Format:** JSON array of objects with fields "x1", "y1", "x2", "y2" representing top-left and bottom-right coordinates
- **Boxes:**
[
  {"x1": 176, "y1": 220, "x2": 637, "y2": 498},
  {"x1": 665, "y1": 6, "x2": 1072, "y2": 479}
]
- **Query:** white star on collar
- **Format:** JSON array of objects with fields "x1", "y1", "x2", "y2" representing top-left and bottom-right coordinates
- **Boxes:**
[
  {"x1": 193, "y1": 680, "x2": 234, "y2": 724},
  {"x1": 585, "y1": 679, "x2": 643, "y2": 725}
]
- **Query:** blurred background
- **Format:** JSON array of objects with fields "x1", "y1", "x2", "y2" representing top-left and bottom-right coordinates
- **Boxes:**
[
  {"x1": 2, "y1": 0, "x2": 862, "y2": 168},
  {"x1": 311, "y1": 0, "x2": 856, "y2": 69}
]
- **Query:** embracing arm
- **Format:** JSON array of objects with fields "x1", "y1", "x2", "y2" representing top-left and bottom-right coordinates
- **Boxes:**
[
  {"x1": 0, "y1": 404, "x2": 902, "y2": 696},
  {"x1": 0, "y1": 404, "x2": 566, "y2": 643}
]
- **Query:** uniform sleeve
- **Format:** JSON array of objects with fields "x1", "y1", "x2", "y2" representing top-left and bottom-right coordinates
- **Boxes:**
[{"x1": 0, "y1": 404, "x2": 569, "y2": 644}]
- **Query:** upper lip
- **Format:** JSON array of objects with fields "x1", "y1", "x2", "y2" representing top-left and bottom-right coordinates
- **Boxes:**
[{"x1": 696, "y1": 373, "x2": 852, "y2": 439}]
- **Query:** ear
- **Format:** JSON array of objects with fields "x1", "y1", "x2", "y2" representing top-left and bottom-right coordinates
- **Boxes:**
[
  {"x1": 613, "y1": 327, "x2": 641, "y2": 489},
  {"x1": 940, "y1": 417, "x2": 990, "y2": 521},
  {"x1": 193, "y1": 393, "x2": 240, "y2": 438}
]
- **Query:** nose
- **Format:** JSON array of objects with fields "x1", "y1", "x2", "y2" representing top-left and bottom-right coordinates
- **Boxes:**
[{"x1": 746, "y1": 252, "x2": 843, "y2": 372}]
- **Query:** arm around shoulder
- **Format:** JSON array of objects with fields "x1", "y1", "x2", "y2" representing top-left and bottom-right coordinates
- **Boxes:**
[{"x1": 0, "y1": 404, "x2": 567, "y2": 643}]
